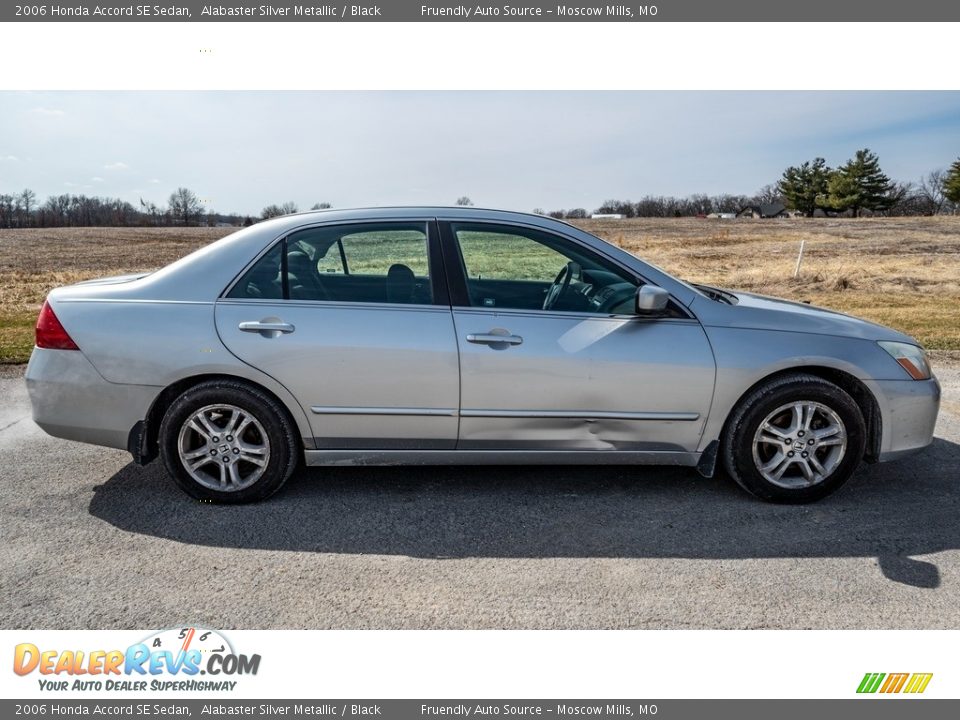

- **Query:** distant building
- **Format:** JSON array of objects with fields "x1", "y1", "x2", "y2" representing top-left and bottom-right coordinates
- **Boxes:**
[
  {"x1": 591, "y1": 213, "x2": 624, "y2": 219},
  {"x1": 737, "y1": 203, "x2": 790, "y2": 219},
  {"x1": 706, "y1": 212, "x2": 737, "y2": 219}
]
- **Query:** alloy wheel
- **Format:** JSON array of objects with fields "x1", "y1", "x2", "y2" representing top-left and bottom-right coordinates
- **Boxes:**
[
  {"x1": 176, "y1": 403, "x2": 271, "y2": 492},
  {"x1": 751, "y1": 401, "x2": 847, "y2": 489}
]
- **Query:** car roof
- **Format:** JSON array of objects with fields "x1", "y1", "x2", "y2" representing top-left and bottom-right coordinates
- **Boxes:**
[{"x1": 259, "y1": 205, "x2": 578, "y2": 229}]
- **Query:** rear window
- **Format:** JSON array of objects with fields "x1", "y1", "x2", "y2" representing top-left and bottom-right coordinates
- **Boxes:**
[{"x1": 227, "y1": 243, "x2": 283, "y2": 300}]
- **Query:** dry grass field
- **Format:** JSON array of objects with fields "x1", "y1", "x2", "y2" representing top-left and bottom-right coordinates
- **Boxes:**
[
  {"x1": 585, "y1": 216, "x2": 960, "y2": 353},
  {"x1": 1, "y1": 217, "x2": 958, "y2": 363}
]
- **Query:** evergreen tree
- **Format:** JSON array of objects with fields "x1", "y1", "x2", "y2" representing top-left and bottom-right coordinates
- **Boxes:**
[
  {"x1": 826, "y1": 148, "x2": 894, "y2": 216},
  {"x1": 777, "y1": 158, "x2": 831, "y2": 216},
  {"x1": 944, "y1": 157, "x2": 960, "y2": 206}
]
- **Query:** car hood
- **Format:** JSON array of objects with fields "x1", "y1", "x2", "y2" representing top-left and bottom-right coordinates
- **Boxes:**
[{"x1": 702, "y1": 289, "x2": 919, "y2": 345}]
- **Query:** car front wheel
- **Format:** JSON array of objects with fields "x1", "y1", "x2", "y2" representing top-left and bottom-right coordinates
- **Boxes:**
[
  {"x1": 722, "y1": 373, "x2": 866, "y2": 503},
  {"x1": 159, "y1": 380, "x2": 299, "y2": 503}
]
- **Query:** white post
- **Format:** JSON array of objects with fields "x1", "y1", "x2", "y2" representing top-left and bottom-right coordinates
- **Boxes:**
[{"x1": 794, "y1": 239, "x2": 806, "y2": 278}]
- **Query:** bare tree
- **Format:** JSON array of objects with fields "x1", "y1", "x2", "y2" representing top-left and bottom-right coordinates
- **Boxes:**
[
  {"x1": 0, "y1": 194, "x2": 14, "y2": 228},
  {"x1": 311, "y1": 202, "x2": 332, "y2": 210},
  {"x1": 12, "y1": 194, "x2": 25, "y2": 228},
  {"x1": 44, "y1": 194, "x2": 71, "y2": 227},
  {"x1": 262, "y1": 202, "x2": 299, "y2": 220},
  {"x1": 883, "y1": 182, "x2": 923, "y2": 216},
  {"x1": 711, "y1": 194, "x2": 744, "y2": 213},
  {"x1": 753, "y1": 183, "x2": 784, "y2": 205},
  {"x1": 139, "y1": 197, "x2": 163, "y2": 226},
  {"x1": 109, "y1": 198, "x2": 137, "y2": 226},
  {"x1": 18, "y1": 188, "x2": 37, "y2": 227},
  {"x1": 596, "y1": 199, "x2": 636, "y2": 217},
  {"x1": 168, "y1": 187, "x2": 203, "y2": 226},
  {"x1": 455, "y1": 196, "x2": 474, "y2": 206},
  {"x1": 918, "y1": 169, "x2": 947, "y2": 215}
]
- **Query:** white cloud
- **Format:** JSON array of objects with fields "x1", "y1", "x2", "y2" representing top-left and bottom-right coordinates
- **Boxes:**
[
  {"x1": 91, "y1": 176, "x2": 104, "y2": 182},
  {"x1": 1, "y1": 155, "x2": 18, "y2": 161},
  {"x1": 104, "y1": 161, "x2": 128, "y2": 170},
  {"x1": 31, "y1": 107, "x2": 65, "y2": 116},
  {"x1": 148, "y1": 178, "x2": 161, "y2": 184}
]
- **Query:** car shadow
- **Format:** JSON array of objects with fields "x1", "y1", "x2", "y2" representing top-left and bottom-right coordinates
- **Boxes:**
[{"x1": 89, "y1": 438, "x2": 960, "y2": 588}]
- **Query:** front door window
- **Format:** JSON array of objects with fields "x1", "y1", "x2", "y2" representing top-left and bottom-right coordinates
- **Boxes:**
[{"x1": 451, "y1": 222, "x2": 639, "y2": 315}]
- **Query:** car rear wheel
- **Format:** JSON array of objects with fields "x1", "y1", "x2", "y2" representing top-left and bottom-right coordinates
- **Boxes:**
[
  {"x1": 722, "y1": 373, "x2": 866, "y2": 503},
  {"x1": 159, "y1": 380, "x2": 299, "y2": 503}
]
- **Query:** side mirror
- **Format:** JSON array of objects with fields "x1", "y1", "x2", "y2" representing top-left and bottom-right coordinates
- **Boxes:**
[{"x1": 635, "y1": 284, "x2": 670, "y2": 315}]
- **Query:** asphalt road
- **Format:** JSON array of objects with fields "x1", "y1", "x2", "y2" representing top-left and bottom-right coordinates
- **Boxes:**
[{"x1": 2, "y1": 361, "x2": 959, "y2": 629}]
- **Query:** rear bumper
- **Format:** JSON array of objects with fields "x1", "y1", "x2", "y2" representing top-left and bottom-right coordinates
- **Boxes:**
[
  {"x1": 874, "y1": 375, "x2": 941, "y2": 462},
  {"x1": 25, "y1": 347, "x2": 160, "y2": 451}
]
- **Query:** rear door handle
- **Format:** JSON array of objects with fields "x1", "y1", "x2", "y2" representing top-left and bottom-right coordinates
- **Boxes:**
[
  {"x1": 239, "y1": 321, "x2": 295, "y2": 337},
  {"x1": 466, "y1": 333, "x2": 523, "y2": 346}
]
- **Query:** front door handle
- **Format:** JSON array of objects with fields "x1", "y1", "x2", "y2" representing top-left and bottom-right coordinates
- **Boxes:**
[
  {"x1": 466, "y1": 332, "x2": 523, "y2": 346},
  {"x1": 239, "y1": 320, "x2": 295, "y2": 338}
]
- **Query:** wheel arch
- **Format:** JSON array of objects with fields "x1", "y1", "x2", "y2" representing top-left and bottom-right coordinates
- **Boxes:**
[
  {"x1": 129, "y1": 373, "x2": 308, "y2": 466},
  {"x1": 718, "y1": 365, "x2": 882, "y2": 465}
]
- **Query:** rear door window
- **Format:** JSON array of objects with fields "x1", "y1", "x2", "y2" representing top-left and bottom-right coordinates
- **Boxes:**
[{"x1": 228, "y1": 222, "x2": 435, "y2": 305}]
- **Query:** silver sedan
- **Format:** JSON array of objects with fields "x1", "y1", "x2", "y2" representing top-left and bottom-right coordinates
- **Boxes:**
[{"x1": 26, "y1": 207, "x2": 940, "y2": 503}]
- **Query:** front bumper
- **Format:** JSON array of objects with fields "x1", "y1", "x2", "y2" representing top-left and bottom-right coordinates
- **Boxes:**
[
  {"x1": 25, "y1": 347, "x2": 160, "y2": 451},
  {"x1": 873, "y1": 375, "x2": 941, "y2": 462}
]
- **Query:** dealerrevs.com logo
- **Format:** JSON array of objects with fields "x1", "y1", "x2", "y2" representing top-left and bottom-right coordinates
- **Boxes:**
[
  {"x1": 13, "y1": 627, "x2": 261, "y2": 692},
  {"x1": 857, "y1": 673, "x2": 933, "y2": 694}
]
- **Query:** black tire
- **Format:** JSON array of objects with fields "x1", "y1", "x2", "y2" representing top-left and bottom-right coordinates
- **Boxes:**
[
  {"x1": 159, "y1": 379, "x2": 300, "y2": 503},
  {"x1": 721, "y1": 373, "x2": 866, "y2": 503}
]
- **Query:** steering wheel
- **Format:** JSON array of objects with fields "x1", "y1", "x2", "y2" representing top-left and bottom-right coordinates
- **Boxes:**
[{"x1": 543, "y1": 261, "x2": 582, "y2": 311}]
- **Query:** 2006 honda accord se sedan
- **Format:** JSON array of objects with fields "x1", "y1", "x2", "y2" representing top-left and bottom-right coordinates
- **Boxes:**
[{"x1": 26, "y1": 207, "x2": 941, "y2": 503}]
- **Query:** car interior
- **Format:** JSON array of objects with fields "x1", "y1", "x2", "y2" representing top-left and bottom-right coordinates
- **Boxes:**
[
  {"x1": 462, "y1": 264, "x2": 640, "y2": 314},
  {"x1": 229, "y1": 224, "x2": 433, "y2": 305},
  {"x1": 452, "y1": 225, "x2": 642, "y2": 314}
]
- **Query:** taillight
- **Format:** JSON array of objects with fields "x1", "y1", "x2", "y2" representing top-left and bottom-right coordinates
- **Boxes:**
[{"x1": 36, "y1": 300, "x2": 80, "y2": 350}]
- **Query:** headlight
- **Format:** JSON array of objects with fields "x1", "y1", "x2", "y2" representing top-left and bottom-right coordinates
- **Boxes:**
[{"x1": 878, "y1": 341, "x2": 932, "y2": 380}]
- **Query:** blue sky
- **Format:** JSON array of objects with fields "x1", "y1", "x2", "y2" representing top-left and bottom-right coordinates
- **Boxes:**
[{"x1": 1, "y1": 91, "x2": 958, "y2": 215}]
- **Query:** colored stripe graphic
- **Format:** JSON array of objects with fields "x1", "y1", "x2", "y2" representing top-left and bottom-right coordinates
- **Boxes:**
[
  {"x1": 880, "y1": 673, "x2": 909, "y2": 693},
  {"x1": 904, "y1": 674, "x2": 933, "y2": 694},
  {"x1": 857, "y1": 672, "x2": 932, "y2": 694},
  {"x1": 857, "y1": 673, "x2": 886, "y2": 693}
]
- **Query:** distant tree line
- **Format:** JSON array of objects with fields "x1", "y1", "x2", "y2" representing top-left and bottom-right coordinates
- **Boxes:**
[
  {"x1": 0, "y1": 185, "x2": 342, "y2": 229},
  {"x1": 2, "y1": 153, "x2": 959, "y2": 229},
  {"x1": 0, "y1": 187, "x2": 251, "y2": 229},
  {"x1": 541, "y1": 150, "x2": 960, "y2": 219}
]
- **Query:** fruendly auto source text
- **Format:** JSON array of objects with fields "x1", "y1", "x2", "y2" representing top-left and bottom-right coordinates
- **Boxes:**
[{"x1": 17, "y1": 4, "x2": 653, "y2": 19}]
